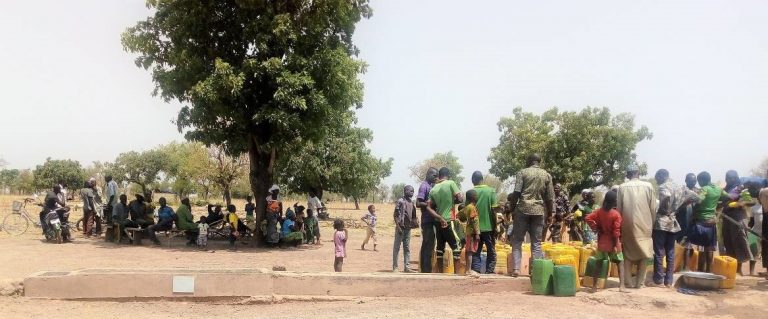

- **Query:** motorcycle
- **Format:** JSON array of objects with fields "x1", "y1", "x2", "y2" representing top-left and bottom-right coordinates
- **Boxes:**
[{"x1": 43, "y1": 207, "x2": 71, "y2": 243}]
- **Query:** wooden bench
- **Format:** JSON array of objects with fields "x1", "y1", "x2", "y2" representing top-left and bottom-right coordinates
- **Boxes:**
[
  {"x1": 124, "y1": 227, "x2": 144, "y2": 245},
  {"x1": 163, "y1": 229, "x2": 187, "y2": 247},
  {"x1": 104, "y1": 225, "x2": 116, "y2": 242}
]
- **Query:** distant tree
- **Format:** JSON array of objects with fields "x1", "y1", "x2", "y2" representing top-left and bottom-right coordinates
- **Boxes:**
[
  {"x1": 390, "y1": 183, "x2": 407, "y2": 203},
  {"x1": 208, "y1": 144, "x2": 248, "y2": 206},
  {"x1": 160, "y1": 142, "x2": 213, "y2": 197},
  {"x1": 752, "y1": 158, "x2": 768, "y2": 178},
  {"x1": 409, "y1": 152, "x2": 464, "y2": 186},
  {"x1": 83, "y1": 161, "x2": 109, "y2": 189},
  {"x1": 107, "y1": 150, "x2": 170, "y2": 196},
  {"x1": 0, "y1": 169, "x2": 20, "y2": 194},
  {"x1": 480, "y1": 173, "x2": 509, "y2": 199},
  {"x1": 17, "y1": 169, "x2": 35, "y2": 195},
  {"x1": 33, "y1": 158, "x2": 86, "y2": 190},
  {"x1": 278, "y1": 125, "x2": 391, "y2": 204},
  {"x1": 123, "y1": 0, "x2": 373, "y2": 244},
  {"x1": 372, "y1": 183, "x2": 390, "y2": 203},
  {"x1": 489, "y1": 107, "x2": 652, "y2": 196}
]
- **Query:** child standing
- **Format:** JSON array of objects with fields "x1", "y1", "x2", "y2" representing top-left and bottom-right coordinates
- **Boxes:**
[
  {"x1": 585, "y1": 190, "x2": 626, "y2": 292},
  {"x1": 459, "y1": 190, "x2": 480, "y2": 276},
  {"x1": 304, "y1": 209, "x2": 319, "y2": 245},
  {"x1": 333, "y1": 219, "x2": 347, "y2": 272},
  {"x1": 361, "y1": 205, "x2": 378, "y2": 251},
  {"x1": 197, "y1": 216, "x2": 209, "y2": 248}
]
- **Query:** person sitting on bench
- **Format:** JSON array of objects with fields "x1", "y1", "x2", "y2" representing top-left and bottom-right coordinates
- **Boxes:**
[
  {"x1": 226, "y1": 204, "x2": 247, "y2": 247},
  {"x1": 207, "y1": 203, "x2": 224, "y2": 225},
  {"x1": 147, "y1": 197, "x2": 176, "y2": 245},
  {"x1": 175, "y1": 197, "x2": 197, "y2": 246}
]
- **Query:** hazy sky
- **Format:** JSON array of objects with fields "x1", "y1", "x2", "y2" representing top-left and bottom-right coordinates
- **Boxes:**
[{"x1": 1, "y1": 0, "x2": 767, "y2": 191}]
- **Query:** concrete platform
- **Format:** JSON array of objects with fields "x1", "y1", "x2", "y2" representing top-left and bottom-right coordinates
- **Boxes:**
[{"x1": 24, "y1": 268, "x2": 530, "y2": 300}]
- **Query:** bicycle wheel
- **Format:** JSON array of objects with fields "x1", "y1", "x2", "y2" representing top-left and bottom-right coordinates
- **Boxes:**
[{"x1": 3, "y1": 214, "x2": 29, "y2": 236}]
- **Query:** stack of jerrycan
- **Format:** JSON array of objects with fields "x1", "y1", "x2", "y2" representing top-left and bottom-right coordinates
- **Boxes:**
[
  {"x1": 548, "y1": 246, "x2": 581, "y2": 288},
  {"x1": 495, "y1": 244, "x2": 511, "y2": 275},
  {"x1": 553, "y1": 265, "x2": 577, "y2": 296},
  {"x1": 712, "y1": 256, "x2": 737, "y2": 289},
  {"x1": 582, "y1": 256, "x2": 609, "y2": 289},
  {"x1": 531, "y1": 259, "x2": 555, "y2": 295},
  {"x1": 673, "y1": 243, "x2": 685, "y2": 272}
]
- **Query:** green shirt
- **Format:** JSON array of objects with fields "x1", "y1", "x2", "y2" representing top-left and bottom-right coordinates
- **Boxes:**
[
  {"x1": 429, "y1": 180, "x2": 461, "y2": 221},
  {"x1": 474, "y1": 185, "x2": 498, "y2": 232},
  {"x1": 695, "y1": 184, "x2": 721, "y2": 222},
  {"x1": 175, "y1": 204, "x2": 196, "y2": 231}
]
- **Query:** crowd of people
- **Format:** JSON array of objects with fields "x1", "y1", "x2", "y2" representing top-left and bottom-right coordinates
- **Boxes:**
[
  {"x1": 398, "y1": 153, "x2": 768, "y2": 292},
  {"x1": 35, "y1": 156, "x2": 768, "y2": 286}
]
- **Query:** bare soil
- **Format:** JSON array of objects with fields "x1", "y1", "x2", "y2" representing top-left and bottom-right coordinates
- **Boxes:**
[{"x1": 1, "y1": 197, "x2": 767, "y2": 318}]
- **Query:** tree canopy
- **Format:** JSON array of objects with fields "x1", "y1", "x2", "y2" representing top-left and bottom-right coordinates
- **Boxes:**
[
  {"x1": 107, "y1": 150, "x2": 170, "y2": 195},
  {"x1": 390, "y1": 182, "x2": 406, "y2": 203},
  {"x1": 488, "y1": 107, "x2": 652, "y2": 195},
  {"x1": 33, "y1": 158, "x2": 85, "y2": 190},
  {"x1": 409, "y1": 151, "x2": 464, "y2": 186},
  {"x1": 277, "y1": 124, "x2": 391, "y2": 205},
  {"x1": 123, "y1": 0, "x2": 373, "y2": 241}
]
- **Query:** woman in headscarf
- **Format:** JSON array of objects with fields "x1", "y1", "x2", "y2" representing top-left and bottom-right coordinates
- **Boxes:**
[
  {"x1": 265, "y1": 184, "x2": 282, "y2": 244},
  {"x1": 721, "y1": 170, "x2": 755, "y2": 275}
]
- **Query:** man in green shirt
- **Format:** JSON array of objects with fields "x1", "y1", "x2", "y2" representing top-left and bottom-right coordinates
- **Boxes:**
[
  {"x1": 426, "y1": 167, "x2": 463, "y2": 273},
  {"x1": 470, "y1": 171, "x2": 499, "y2": 274},
  {"x1": 175, "y1": 198, "x2": 197, "y2": 246}
]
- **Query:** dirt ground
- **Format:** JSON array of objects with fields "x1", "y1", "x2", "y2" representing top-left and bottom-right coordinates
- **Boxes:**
[{"x1": 1, "y1": 196, "x2": 768, "y2": 318}]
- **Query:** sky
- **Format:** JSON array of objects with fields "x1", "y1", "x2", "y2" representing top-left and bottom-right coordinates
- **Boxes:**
[{"x1": 1, "y1": 0, "x2": 767, "y2": 191}]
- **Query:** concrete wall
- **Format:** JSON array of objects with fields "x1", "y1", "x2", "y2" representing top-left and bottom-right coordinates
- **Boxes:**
[{"x1": 24, "y1": 268, "x2": 530, "y2": 300}]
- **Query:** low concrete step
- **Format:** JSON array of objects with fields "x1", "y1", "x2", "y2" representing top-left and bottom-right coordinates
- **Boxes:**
[{"x1": 24, "y1": 268, "x2": 530, "y2": 300}]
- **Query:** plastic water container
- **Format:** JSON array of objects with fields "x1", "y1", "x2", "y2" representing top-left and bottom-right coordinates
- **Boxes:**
[
  {"x1": 712, "y1": 256, "x2": 737, "y2": 289},
  {"x1": 443, "y1": 247, "x2": 455, "y2": 274},
  {"x1": 531, "y1": 259, "x2": 555, "y2": 295},
  {"x1": 585, "y1": 256, "x2": 609, "y2": 279},
  {"x1": 674, "y1": 243, "x2": 684, "y2": 272},
  {"x1": 554, "y1": 255, "x2": 580, "y2": 289},
  {"x1": 687, "y1": 250, "x2": 699, "y2": 272},
  {"x1": 496, "y1": 248, "x2": 509, "y2": 275},
  {"x1": 478, "y1": 252, "x2": 487, "y2": 274},
  {"x1": 553, "y1": 265, "x2": 577, "y2": 296},
  {"x1": 456, "y1": 248, "x2": 467, "y2": 274}
]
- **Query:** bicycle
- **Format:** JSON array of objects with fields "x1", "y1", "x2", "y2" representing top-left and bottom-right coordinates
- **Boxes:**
[{"x1": 3, "y1": 197, "x2": 43, "y2": 236}]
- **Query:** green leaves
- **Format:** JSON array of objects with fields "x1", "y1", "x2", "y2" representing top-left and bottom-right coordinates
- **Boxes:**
[
  {"x1": 106, "y1": 150, "x2": 171, "y2": 194},
  {"x1": 489, "y1": 107, "x2": 652, "y2": 195},
  {"x1": 33, "y1": 158, "x2": 86, "y2": 190},
  {"x1": 409, "y1": 151, "x2": 465, "y2": 186}
]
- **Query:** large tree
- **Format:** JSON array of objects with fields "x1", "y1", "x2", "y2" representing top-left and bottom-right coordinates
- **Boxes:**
[
  {"x1": 123, "y1": 0, "x2": 372, "y2": 242},
  {"x1": 33, "y1": 158, "x2": 86, "y2": 190},
  {"x1": 107, "y1": 150, "x2": 170, "y2": 196},
  {"x1": 409, "y1": 151, "x2": 464, "y2": 186},
  {"x1": 160, "y1": 142, "x2": 213, "y2": 197},
  {"x1": 489, "y1": 107, "x2": 652, "y2": 195}
]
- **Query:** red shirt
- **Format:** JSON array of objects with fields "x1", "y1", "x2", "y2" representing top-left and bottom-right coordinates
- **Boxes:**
[{"x1": 585, "y1": 208, "x2": 622, "y2": 253}]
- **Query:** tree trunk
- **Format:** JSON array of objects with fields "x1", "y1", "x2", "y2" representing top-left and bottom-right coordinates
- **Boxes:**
[
  {"x1": 353, "y1": 197, "x2": 360, "y2": 210},
  {"x1": 223, "y1": 184, "x2": 232, "y2": 206},
  {"x1": 248, "y1": 135, "x2": 275, "y2": 246}
]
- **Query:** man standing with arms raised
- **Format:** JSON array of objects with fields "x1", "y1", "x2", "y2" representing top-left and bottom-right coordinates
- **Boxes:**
[
  {"x1": 418, "y1": 168, "x2": 438, "y2": 273},
  {"x1": 471, "y1": 171, "x2": 499, "y2": 274},
  {"x1": 508, "y1": 154, "x2": 555, "y2": 277},
  {"x1": 617, "y1": 164, "x2": 658, "y2": 289}
]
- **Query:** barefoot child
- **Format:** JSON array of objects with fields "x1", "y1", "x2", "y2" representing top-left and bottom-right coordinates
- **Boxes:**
[
  {"x1": 459, "y1": 190, "x2": 480, "y2": 275},
  {"x1": 197, "y1": 216, "x2": 209, "y2": 248},
  {"x1": 361, "y1": 205, "x2": 378, "y2": 251},
  {"x1": 333, "y1": 219, "x2": 347, "y2": 272},
  {"x1": 585, "y1": 190, "x2": 626, "y2": 292}
]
